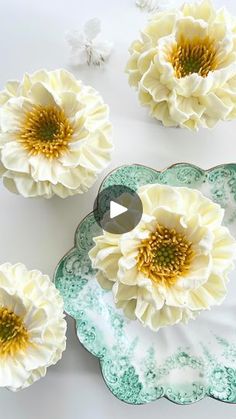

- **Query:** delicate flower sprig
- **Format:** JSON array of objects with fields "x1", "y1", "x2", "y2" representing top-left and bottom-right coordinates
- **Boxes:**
[
  {"x1": 136, "y1": 0, "x2": 160, "y2": 13},
  {"x1": 66, "y1": 18, "x2": 113, "y2": 67},
  {"x1": 136, "y1": 0, "x2": 175, "y2": 13}
]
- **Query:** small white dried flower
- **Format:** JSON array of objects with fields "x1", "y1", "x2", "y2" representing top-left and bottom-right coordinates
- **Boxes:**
[
  {"x1": 136, "y1": 0, "x2": 160, "y2": 12},
  {"x1": 136, "y1": 0, "x2": 176, "y2": 13},
  {"x1": 65, "y1": 18, "x2": 113, "y2": 67}
]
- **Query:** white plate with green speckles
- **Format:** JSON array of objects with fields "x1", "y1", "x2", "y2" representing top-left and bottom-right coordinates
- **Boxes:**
[{"x1": 54, "y1": 163, "x2": 236, "y2": 405}]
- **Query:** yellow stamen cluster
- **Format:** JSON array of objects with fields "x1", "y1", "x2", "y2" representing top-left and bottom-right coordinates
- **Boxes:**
[
  {"x1": 0, "y1": 307, "x2": 29, "y2": 357},
  {"x1": 19, "y1": 105, "x2": 74, "y2": 159},
  {"x1": 137, "y1": 224, "x2": 194, "y2": 287},
  {"x1": 170, "y1": 36, "x2": 218, "y2": 79}
]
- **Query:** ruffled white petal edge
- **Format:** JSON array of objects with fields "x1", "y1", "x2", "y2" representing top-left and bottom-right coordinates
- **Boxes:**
[{"x1": 0, "y1": 263, "x2": 67, "y2": 390}]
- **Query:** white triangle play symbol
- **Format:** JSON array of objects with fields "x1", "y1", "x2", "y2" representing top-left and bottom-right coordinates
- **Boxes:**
[{"x1": 110, "y1": 201, "x2": 128, "y2": 219}]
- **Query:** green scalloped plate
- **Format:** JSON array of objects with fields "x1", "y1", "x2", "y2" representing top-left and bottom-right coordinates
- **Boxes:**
[{"x1": 54, "y1": 163, "x2": 236, "y2": 405}]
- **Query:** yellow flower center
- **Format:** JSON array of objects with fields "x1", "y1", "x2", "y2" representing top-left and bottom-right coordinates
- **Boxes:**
[
  {"x1": 170, "y1": 36, "x2": 218, "y2": 78},
  {"x1": 137, "y1": 224, "x2": 194, "y2": 286},
  {"x1": 0, "y1": 307, "x2": 29, "y2": 357},
  {"x1": 19, "y1": 105, "x2": 74, "y2": 159}
]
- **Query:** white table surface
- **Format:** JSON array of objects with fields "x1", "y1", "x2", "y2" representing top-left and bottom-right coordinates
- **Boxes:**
[{"x1": 1, "y1": 0, "x2": 236, "y2": 418}]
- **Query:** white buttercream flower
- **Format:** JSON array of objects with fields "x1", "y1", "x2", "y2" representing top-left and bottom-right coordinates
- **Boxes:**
[
  {"x1": 0, "y1": 69, "x2": 113, "y2": 198},
  {"x1": 0, "y1": 263, "x2": 66, "y2": 391},
  {"x1": 127, "y1": 0, "x2": 236, "y2": 130},
  {"x1": 90, "y1": 184, "x2": 236, "y2": 331},
  {"x1": 66, "y1": 18, "x2": 113, "y2": 67}
]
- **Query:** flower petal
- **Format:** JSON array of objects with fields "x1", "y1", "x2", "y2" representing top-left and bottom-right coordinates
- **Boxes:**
[
  {"x1": 1, "y1": 142, "x2": 29, "y2": 174},
  {"x1": 84, "y1": 18, "x2": 101, "y2": 41}
]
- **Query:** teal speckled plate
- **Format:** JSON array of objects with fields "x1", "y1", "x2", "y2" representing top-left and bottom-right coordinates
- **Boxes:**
[{"x1": 54, "y1": 163, "x2": 236, "y2": 405}]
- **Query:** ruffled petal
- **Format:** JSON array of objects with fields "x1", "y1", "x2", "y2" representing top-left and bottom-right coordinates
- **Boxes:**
[
  {"x1": 138, "y1": 183, "x2": 182, "y2": 214},
  {"x1": 29, "y1": 82, "x2": 58, "y2": 107},
  {"x1": 1, "y1": 142, "x2": 29, "y2": 174}
]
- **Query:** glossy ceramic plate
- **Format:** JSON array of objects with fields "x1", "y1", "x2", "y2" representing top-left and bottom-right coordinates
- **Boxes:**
[{"x1": 54, "y1": 163, "x2": 236, "y2": 405}]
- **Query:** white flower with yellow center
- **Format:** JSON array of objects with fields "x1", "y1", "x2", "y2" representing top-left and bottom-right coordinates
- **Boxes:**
[
  {"x1": 0, "y1": 263, "x2": 66, "y2": 391},
  {"x1": 126, "y1": 0, "x2": 236, "y2": 130},
  {"x1": 89, "y1": 184, "x2": 236, "y2": 331},
  {"x1": 0, "y1": 69, "x2": 113, "y2": 198}
]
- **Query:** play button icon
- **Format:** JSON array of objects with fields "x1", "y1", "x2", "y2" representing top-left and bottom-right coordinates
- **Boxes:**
[
  {"x1": 94, "y1": 184, "x2": 143, "y2": 234},
  {"x1": 110, "y1": 201, "x2": 128, "y2": 219}
]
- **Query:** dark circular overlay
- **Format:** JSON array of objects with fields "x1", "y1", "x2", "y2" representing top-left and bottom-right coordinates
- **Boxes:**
[{"x1": 93, "y1": 185, "x2": 143, "y2": 234}]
